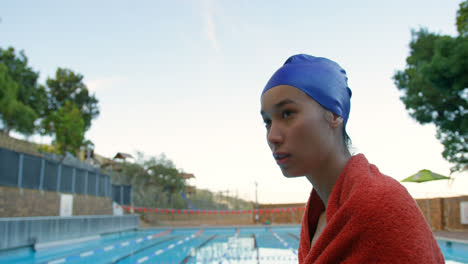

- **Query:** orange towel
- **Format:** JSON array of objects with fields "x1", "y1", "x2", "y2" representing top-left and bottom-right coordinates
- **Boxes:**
[{"x1": 298, "y1": 154, "x2": 444, "y2": 263}]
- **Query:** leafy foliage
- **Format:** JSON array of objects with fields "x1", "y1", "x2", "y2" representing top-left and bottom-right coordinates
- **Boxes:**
[
  {"x1": 0, "y1": 47, "x2": 97, "y2": 158},
  {"x1": 189, "y1": 189, "x2": 253, "y2": 210},
  {"x1": 44, "y1": 68, "x2": 99, "y2": 133},
  {"x1": 457, "y1": 0, "x2": 468, "y2": 36},
  {"x1": 0, "y1": 64, "x2": 35, "y2": 134},
  {"x1": 113, "y1": 153, "x2": 188, "y2": 209},
  {"x1": 112, "y1": 152, "x2": 252, "y2": 210},
  {"x1": 46, "y1": 101, "x2": 85, "y2": 156},
  {"x1": 0, "y1": 47, "x2": 47, "y2": 134},
  {"x1": 393, "y1": 3, "x2": 468, "y2": 172}
]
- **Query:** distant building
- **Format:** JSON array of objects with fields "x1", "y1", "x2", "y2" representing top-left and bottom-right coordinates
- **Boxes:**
[
  {"x1": 181, "y1": 173, "x2": 196, "y2": 195},
  {"x1": 113, "y1": 152, "x2": 134, "y2": 162}
]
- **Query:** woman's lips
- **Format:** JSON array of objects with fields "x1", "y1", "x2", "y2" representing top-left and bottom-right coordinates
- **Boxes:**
[
  {"x1": 273, "y1": 152, "x2": 291, "y2": 165},
  {"x1": 276, "y1": 156, "x2": 290, "y2": 165}
]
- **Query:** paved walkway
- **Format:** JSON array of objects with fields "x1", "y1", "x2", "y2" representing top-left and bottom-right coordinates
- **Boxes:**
[{"x1": 434, "y1": 231, "x2": 468, "y2": 243}]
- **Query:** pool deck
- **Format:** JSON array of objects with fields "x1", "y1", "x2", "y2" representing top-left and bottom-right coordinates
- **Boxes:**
[{"x1": 434, "y1": 231, "x2": 468, "y2": 244}]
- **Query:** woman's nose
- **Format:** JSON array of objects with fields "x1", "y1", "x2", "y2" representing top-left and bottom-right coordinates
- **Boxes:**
[{"x1": 267, "y1": 123, "x2": 283, "y2": 147}]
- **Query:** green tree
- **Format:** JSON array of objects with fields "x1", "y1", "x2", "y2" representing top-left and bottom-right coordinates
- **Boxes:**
[
  {"x1": 0, "y1": 47, "x2": 47, "y2": 134},
  {"x1": 113, "y1": 152, "x2": 188, "y2": 209},
  {"x1": 393, "y1": 1, "x2": 468, "y2": 172},
  {"x1": 0, "y1": 64, "x2": 37, "y2": 134},
  {"x1": 44, "y1": 100, "x2": 85, "y2": 156},
  {"x1": 44, "y1": 68, "x2": 99, "y2": 133},
  {"x1": 457, "y1": 0, "x2": 468, "y2": 36}
]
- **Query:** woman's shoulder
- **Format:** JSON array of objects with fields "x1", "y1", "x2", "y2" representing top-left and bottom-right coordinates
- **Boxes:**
[{"x1": 336, "y1": 154, "x2": 416, "y2": 212}]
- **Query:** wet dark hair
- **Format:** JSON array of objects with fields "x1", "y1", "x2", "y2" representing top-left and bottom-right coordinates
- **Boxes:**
[{"x1": 343, "y1": 126, "x2": 352, "y2": 151}]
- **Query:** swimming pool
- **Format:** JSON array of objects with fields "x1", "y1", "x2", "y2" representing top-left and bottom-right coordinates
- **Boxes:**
[
  {"x1": 438, "y1": 239, "x2": 468, "y2": 264},
  {"x1": 1, "y1": 225, "x2": 466, "y2": 263},
  {"x1": 0, "y1": 225, "x2": 300, "y2": 264}
]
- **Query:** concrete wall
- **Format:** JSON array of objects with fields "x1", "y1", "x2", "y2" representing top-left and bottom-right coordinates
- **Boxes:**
[
  {"x1": 140, "y1": 211, "x2": 253, "y2": 227},
  {"x1": 0, "y1": 186, "x2": 112, "y2": 217},
  {"x1": 73, "y1": 194, "x2": 113, "y2": 216},
  {"x1": 0, "y1": 215, "x2": 139, "y2": 250}
]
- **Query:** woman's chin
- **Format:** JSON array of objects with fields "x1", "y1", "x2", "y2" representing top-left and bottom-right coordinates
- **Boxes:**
[{"x1": 280, "y1": 168, "x2": 303, "y2": 178}]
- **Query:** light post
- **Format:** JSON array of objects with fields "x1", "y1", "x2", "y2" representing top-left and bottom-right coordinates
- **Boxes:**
[{"x1": 255, "y1": 181, "x2": 259, "y2": 223}]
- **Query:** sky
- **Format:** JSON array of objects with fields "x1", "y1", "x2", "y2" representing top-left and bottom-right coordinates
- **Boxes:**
[{"x1": 1, "y1": 0, "x2": 467, "y2": 204}]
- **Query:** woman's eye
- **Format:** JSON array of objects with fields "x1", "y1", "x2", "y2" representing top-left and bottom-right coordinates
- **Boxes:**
[
  {"x1": 263, "y1": 119, "x2": 271, "y2": 127},
  {"x1": 282, "y1": 110, "x2": 292, "y2": 119}
]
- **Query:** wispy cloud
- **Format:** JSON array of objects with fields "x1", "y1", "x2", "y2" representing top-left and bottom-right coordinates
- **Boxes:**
[
  {"x1": 202, "y1": 0, "x2": 220, "y2": 53},
  {"x1": 86, "y1": 76, "x2": 125, "y2": 92}
]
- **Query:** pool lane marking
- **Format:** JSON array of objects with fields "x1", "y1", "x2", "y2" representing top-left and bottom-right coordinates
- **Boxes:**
[
  {"x1": 268, "y1": 228, "x2": 298, "y2": 255},
  {"x1": 47, "y1": 259, "x2": 66, "y2": 264},
  {"x1": 181, "y1": 234, "x2": 217, "y2": 264},
  {"x1": 110, "y1": 236, "x2": 179, "y2": 264},
  {"x1": 80, "y1": 251, "x2": 94, "y2": 257},
  {"x1": 133, "y1": 229, "x2": 204, "y2": 264},
  {"x1": 104, "y1": 245, "x2": 114, "y2": 251},
  {"x1": 137, "y1": 256, "x2": 148, "y2": 263},
  {"x1": 216, "y1": 228, "x2": 240, "y2": 264},
  {"x1": 288, "y1": 232, "x2": 300, "y2": 241},
  {"x1": 189, "y1": 255, "x2": 298, "y2": 262},
  {"x1": 42, "y1": 229, "x2": 171, "y2": 264},
  {"x1": 252, "y1": 234, "x2": 260, "y2": 264}
]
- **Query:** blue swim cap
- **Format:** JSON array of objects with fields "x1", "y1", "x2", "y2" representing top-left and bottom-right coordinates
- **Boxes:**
[{"x1": 262, "y1": 54, "x2": 352, "y2": 125}]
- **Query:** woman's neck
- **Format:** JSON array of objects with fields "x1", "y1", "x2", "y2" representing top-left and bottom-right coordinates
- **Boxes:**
[{"x1": 306, "y1": 151, "x2": 351, "y2": 208}]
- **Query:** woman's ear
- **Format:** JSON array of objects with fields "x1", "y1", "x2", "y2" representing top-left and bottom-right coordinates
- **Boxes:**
[{"x1": 325, "y1": 111, "x2": 344, "y2": 128}]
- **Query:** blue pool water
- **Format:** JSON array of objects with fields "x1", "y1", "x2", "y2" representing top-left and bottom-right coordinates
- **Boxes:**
[
  {"x1": 438, "y1": 239, "x2": 468, "y2": 264},
  {"x1": 0, "y1": 226, "x2": 300, "y2": 264},
  {"x1": 1, "y1": 225, "x2": 467, "y2": 264}
]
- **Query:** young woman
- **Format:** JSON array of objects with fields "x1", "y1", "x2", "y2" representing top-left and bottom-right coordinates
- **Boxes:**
[{"x1": 260, "y1": 54, "x2": 444, "y2": 263}]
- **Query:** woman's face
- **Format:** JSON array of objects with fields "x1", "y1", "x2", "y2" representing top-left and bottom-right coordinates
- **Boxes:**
[{"x1": 260, "y1": 85, "x2": 338, "y2": 177}]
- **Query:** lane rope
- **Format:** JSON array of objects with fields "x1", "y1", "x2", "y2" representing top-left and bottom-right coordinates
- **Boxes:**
[
  {"x1": 186, "y1": 255, "x2": 298, "y2": 262},
  {"x1": 181, "y1": 234, "x2": 217, "y2": 263},
  {"x1": 216, "y1": 228, "x2": 240, "y2": 264},
  {"x1": 133, "y1": 229, "x2": 204, "y2": 264},
  {"x1": 119, "y1": 205, "x2": 306, "y2": 215},
  {"x1": 42, "y1": 229, "x2": 172, "y2": 264},
  {"x1": 269, "y1": 228, "x2": 298, "y2": 255}
]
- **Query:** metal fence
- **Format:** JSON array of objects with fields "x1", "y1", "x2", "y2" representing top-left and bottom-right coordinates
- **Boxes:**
[
  {"x1": 0, "y1": 147, "x2": 131, "y2": 204},
  {"x1": 0, "y1": 215, "x2": 139, "y2": 250},
  {"x1": 112, "y1": 184, "x2": 133, "y2": 205}
]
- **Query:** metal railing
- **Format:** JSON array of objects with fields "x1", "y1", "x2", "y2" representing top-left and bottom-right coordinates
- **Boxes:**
[{"x1": 0, "y1": 147, "x2": 131, "y2": 204}]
